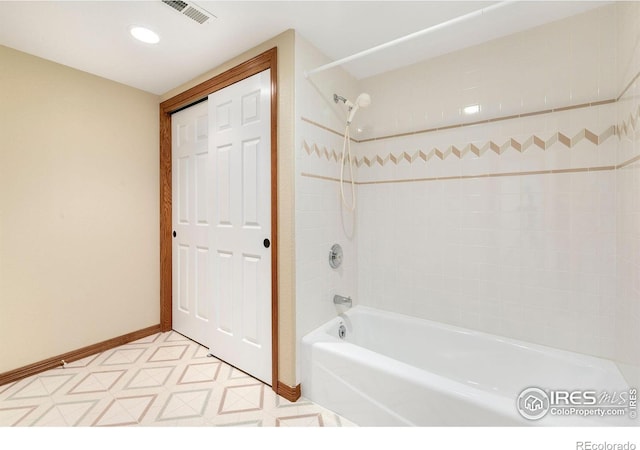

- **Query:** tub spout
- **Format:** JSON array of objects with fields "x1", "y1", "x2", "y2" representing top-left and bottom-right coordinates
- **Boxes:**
[{"x1": 333, "y1": 294, "x2": 352, "y2": 307}]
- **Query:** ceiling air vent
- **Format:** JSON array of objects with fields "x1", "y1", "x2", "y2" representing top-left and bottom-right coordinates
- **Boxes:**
[
  {"x1": 163, "y1": 1, "x2": 188, "y2": 12},
  {"x1": 162, "y1": 0, "x2": 215, "y2": 25}
]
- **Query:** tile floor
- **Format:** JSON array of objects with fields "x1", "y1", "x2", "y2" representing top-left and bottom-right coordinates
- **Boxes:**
[{"x1": 0, "y1": 331, "x2": 356, "y2": 427}]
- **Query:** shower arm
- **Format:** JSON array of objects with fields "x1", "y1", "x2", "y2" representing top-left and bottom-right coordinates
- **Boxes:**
[
  {"x1": 334, "y1": 94, "x2": 351, "y2": 108},
  {"x1": 304, "y1": 0, "x2": 514, "y2": 78}
]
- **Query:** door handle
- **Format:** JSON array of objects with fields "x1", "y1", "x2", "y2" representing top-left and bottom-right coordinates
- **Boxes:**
[
  {"x1": 173, "y1": 231, "x2": 177, "y2": 238},
  {"x1": 263, "y1": 238, "x2": 270, "y2": 248}
]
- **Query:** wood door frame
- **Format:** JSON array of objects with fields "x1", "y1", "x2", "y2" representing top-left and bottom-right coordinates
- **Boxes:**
[{"x1": 159, "y1": 48, "x2": 279, "y2": 390}]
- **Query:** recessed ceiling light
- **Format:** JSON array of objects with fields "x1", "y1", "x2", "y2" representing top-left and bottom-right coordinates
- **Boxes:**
[
  {"x1": 130, "y1": 26, "x2": 160, "y2": 44},
  {"x1": 463, "y1": 104, "x2": 481, "y2": 115}
]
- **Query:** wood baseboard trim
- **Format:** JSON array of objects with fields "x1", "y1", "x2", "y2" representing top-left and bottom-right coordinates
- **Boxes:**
[
  {"x1": 0, "y1": 324, "x2": 162, "y2": 387},
  {"x1": 276, "y1": 381, "x2": 301, "y2": 402}
]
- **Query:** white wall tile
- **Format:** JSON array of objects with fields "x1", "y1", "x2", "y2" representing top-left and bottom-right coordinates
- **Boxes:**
[
  {"x1": 295, "y1": 4, "x2": 640, "y2": 384},
  {"x1": 615, "y1": 4, "x2": 640, "y2": 382}
]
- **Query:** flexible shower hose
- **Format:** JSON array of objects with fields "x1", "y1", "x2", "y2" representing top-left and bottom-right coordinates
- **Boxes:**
[{"x1": 340, "y1": 124, "x2": 356, "y2": 211}]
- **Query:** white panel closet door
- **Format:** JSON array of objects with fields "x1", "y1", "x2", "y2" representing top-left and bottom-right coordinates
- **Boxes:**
[
  {"x1": 171, "y1": 100, "x2": 212, "y2": 347},
  {"x1": 208, "y1": 70, "x2": 272, "y2": 385}
]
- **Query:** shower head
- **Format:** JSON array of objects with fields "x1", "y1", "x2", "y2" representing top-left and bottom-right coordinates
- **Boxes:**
[
  {"x1": 354, "y1": 93, "x2": 371, "y2": 108},
  {"x1": 334, "y1": 92, "x2": 372, "y2": 124},
  {"x1": 347, "y1": 93, "x2": 371, "y2": 124}
]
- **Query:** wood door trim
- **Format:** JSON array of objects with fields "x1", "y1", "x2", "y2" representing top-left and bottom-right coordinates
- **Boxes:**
[
  {"x1": 276, "y1": 381, "x2": 301, "y2": 402},
  {"x1": 159, "y1": 48, "x2": 280, "y2": 392}
]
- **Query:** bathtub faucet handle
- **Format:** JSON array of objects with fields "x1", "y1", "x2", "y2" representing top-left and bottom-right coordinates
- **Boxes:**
[{"x1": 333, "y1": 294, "x2": 352, "y2": 307}]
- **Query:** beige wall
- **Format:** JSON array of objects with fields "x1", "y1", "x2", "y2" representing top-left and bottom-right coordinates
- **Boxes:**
[
  {"x1": 161, "y1": 30, "x2": 297, "y2": 387},
  {"x1": 0, "y1": 45, "x2": 160, "y2": 373}
]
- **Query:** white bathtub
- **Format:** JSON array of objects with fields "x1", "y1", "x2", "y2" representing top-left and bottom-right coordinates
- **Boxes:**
[{"x1": 301, "y1": 306, "x2": 635, "y2": 426}]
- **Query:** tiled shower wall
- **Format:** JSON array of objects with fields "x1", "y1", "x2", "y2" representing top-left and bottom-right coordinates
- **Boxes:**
[
  {"x1": 355, "y1": 3, "x2": 638, "y2": 364},
  {"x1": 294, "y1": 33, "x2": 360, "y2": 381},
  {"x1": 615, "y1": 1, "x2": 640, "y2": 386},
  {"x1": 355, "y1": 108, "x2": 618, "y2": 359},
  {"x1": 296, "y1": 3, "x2": 639, "y2": 384},
  {"x1": 299, "y1": 4, "x2": 632, "y2": 363},
  {"x1": 352, "y1": 4, "x2": 625, "y2": 361}
]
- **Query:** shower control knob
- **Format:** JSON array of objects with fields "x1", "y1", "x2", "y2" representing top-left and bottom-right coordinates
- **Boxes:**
[{"x1": 329, "y1": 244, "x2": 343, "y2": 269}]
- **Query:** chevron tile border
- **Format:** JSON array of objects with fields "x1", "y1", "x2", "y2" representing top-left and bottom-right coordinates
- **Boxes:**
[
  {"x1": 303, "y1": 126, "x2": 617, "y2": 169},
  {"x1": 617, "y1": 104, "x2": 640, "y2": 139},
  {"x1": 302, "y1": 103, "x2": 639, "y2": 171}
]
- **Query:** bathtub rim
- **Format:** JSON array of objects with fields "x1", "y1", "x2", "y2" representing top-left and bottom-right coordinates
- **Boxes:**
[
  {"x1": 310, "y1": 305, "x2": 623, "y2": 374},
  {"x1": 301, "y1": 305, "x2": 633, "y2": 427}
]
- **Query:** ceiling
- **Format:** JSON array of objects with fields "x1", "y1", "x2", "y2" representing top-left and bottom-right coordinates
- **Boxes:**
[{"x1": 0, "y1": 1, "x2": 610, "y2": 95}]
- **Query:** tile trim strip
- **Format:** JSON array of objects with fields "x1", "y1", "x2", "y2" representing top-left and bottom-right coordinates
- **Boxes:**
[
  {"x1": 300, "y1": 117, "x2": 361, "y2": 146},
  {"x1": 300, "y1": 117, "x2": 349, "y2": 140},
  {"x1": 301, "y1": 98, "x2": 616, "y2": 144},
  {"x1": 301, "y1": 173, "x2": 345, "y2": 183},
  {"x1": 618, "y1": 70, "x2": 640, "y2": 102},
  {"x1": 617, "y1": 154, "x2": 640, "y2": 169},
  {"x1": 360, "y1": 99, "x2": 617, "y2": 144},
  {"x1": 300, "y1": 69, "x2": 639, "y2": 144},
  {"x1": 301, "y1": 152, "x2": 640, "y2": 185},
  {"x1": 301, "y1": 163, "x2": 623, "y2": 185}
]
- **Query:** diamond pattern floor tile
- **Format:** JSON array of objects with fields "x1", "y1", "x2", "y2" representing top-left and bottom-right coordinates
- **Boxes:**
[
  {"x1": 0, "y1": 382, "x2": 15, "y2": 396},
  {"x1": 276, "y1": 413, "x2": 324, "y2": 427},
  {"x1": 0, "y1": 331, "x2": 355, "y2": 427},
  {"x1": 163, "y1": 331, "x2": 190, "y2": 343},
  {"x1": 215, "y1": 419, "x2": 263, "y2": 427},
  {"x1": 32, "y1": 405, "x2": 69, "y2": 427},
  {"x1": 9, "y1": 373, "x2": 75, "y2": 400},
  {"x1": 177, "y1": 362, "x2": 220, "y2": 384},
  {"x1": 157, "y1": 389, "x2": 210, "y2": 421},
  {"x1": 62, "y1": 353, "x2": 100, "y2": 368},
  {"x1": 32, "y1": 400, "x2": 98, "y2": 426},
  {"x1": 125, "y1": 367, "x2": 175, "y2": 390},
  {"x1": 100, "y1": 348, "x2": 146, "y2": 366},
  {"x1": 218, "y1": 389, "x2": 261, "y2": 415},
  {"x1": 93, "y1": 394, "x2": 156, "y2": 426},
  {"x1": 68, "y1": 370, "x2": 126, "y2": 394},
  {"x1": 0, "y1": 405, "x2": 38, "y2": 426},
  {"x1": 146, "y1": 344, "x2": 188, "y2": 363}
]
